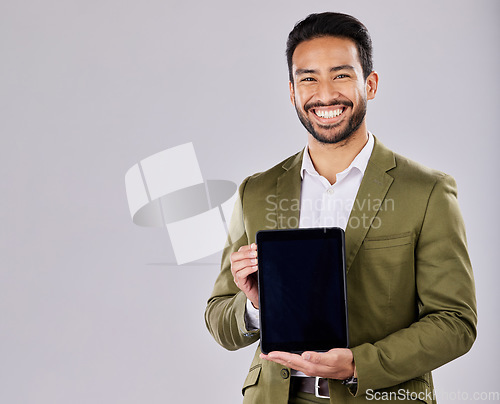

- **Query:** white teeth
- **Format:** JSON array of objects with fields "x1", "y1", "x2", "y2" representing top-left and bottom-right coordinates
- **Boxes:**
[{"x1": 315, "y1": 108, "x2": 343, "y2": 118}]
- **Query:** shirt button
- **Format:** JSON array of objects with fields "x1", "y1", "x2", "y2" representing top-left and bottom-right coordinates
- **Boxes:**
[
  {"x1": 280, "y1": 368, "x2": 290, "y2": 379},
  {"x1": 327, "y1": 188, "x2": 334, "y2": 195}
]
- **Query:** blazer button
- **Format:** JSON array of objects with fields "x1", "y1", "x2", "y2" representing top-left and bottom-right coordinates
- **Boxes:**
[{"x1": 280, "y1": 368, "x2": 290, "y2": 379}]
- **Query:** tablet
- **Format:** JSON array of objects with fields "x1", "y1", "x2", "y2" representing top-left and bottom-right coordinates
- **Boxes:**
[{"x1": 256, "y1": 227, "x2": 348, "y2": 354}]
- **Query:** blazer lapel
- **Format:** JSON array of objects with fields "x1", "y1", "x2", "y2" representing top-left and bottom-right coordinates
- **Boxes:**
[
  {"x1": 345, "y1": 137, "x2": 396, "y2": 272},
  {"x1": 270, "y1": 140, "x2": 396, "y2": 269},
  {"x1": 276, "y1": 150, "x2": 303, "y2": 229}
]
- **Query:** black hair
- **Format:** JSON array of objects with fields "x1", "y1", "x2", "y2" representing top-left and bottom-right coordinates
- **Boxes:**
[{"x1": 286, "y1": 12, "x2": 373, "y2": 82}]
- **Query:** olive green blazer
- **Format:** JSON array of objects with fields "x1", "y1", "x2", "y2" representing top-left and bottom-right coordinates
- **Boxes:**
[{"x1": 205, "y1": 137, "x2": 477, "y2": 403}]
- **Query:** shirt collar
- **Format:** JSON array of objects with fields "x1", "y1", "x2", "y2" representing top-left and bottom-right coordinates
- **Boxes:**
[{"x1": 300, "y1": 132, "x2": 375, "y2": 180}]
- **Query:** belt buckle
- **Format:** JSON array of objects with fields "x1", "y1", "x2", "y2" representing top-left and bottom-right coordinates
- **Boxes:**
[{"x1": 314, "y1": 377, "x2": 329, "y2": 399}]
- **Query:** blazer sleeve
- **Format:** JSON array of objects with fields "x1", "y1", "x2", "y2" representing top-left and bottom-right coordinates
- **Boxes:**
[
  {"x1": 204, "y1": 177, "x2": 261, "y2": 350},
  {"x1": 351, "y1": 174, "x2": 477, "y2": 395}
]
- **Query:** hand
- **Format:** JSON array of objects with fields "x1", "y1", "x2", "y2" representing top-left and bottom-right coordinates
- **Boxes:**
[
  {"x1": 230, "y1": 243, "x2": 259, "y2": 308},
  {"x1": 260, "y1": 348, "x2": 355, "y2": 380}
]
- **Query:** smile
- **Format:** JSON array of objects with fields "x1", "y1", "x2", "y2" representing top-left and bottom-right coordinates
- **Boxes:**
[{"x1": 311, "y1": 106, "x2": 346, "y2": 119}]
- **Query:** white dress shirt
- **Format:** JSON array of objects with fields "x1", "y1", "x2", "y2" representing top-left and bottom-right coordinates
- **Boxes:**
[{"x1": 244, "y1": 134, "x2": 375, "y2": 368}]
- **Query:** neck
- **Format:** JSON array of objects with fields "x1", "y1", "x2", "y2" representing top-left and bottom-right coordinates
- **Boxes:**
[{"x1": 307, "y1": 125, "x2": 369, "y2": 185}]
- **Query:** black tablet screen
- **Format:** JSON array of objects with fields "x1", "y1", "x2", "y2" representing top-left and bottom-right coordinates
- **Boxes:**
[{"x1": 256, "y1": 228, "x2": 348, "y2": 354}]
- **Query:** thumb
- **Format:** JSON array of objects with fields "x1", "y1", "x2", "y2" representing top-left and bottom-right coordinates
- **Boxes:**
[{"x1": 302, "y1": 351, "x2": 321, "y2": 364}]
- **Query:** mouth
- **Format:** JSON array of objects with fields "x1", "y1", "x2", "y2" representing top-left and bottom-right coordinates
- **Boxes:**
[{"x1": 309, "y1": 105, "x2": 347, "y2": 123}]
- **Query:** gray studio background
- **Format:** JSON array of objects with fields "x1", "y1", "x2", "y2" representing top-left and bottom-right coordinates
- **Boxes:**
[{"x1": 2, "y1": 1, "x2": 499, "y2": 403}]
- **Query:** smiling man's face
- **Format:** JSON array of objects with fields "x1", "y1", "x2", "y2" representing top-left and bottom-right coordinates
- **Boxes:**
[{"x1": 289, "y1": 36, "x2": 377, "y2": 145}]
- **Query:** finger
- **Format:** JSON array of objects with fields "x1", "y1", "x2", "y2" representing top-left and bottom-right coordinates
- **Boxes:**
[
  {"x1": 234, "y1": 264, "x2": 258, "y2": 279},
  {"x1": 302, "y1": 351, "x2": 322, "y2": 364},
  {"x1": 233, "y1": 266, "x2": 259, "y2": 289},
  {"x1": 237, "y1": 243, "x2": 257, "y2": 253},
  {"x1": 303, "y1": 348, "x2": 350, "y2": 367},
  {"x1": 261, "y1": 352, "x2": 311, "y2": 374},
  {"x1": 300, "y1": 351, "x2": 346, "y2": 377},
  {"x1": 264, "y1": 351, "x2": 301, "y2": 367},
  {"x1": 231, "y1": 248, "x2": 257, "y2": 267},
  {"x1": 260, "y1": 352, "x2": 295, "y2": 367},
  {"x1": 231, "y1": 256, "x2": 258, "y2": 273},
  {"x1": 262, "y1": 352, "x2": 331, "y2": 377},
  {"x1": 231, "y1": 246, "x2": 257, "y2": 273}
]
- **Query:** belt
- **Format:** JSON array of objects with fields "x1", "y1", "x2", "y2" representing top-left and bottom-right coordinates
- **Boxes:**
[{"x1": 291, "y1": 376, "x2": 330, "y2": 399}]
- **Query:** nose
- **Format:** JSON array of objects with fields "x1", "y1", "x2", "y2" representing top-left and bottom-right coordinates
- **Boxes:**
[{"x1": 315, "y1": 80, "x2": 341, "y2": 104}]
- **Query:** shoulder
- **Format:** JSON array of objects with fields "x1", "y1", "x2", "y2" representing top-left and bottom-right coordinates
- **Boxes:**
[
  {"x1": 393, "y1": 153, "x2": 448, "y2": 181},
  {"x1": 392, "y1": 153, "x2": 458, "y2": 199},
  {"x1": 240, "y1": 150, "x2": 303, "y2": 193},
  {"x1": 372, "y1": 137, "x2": 455, "y2": 190}
]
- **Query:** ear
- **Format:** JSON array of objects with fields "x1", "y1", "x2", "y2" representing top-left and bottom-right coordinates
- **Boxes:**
[
  {"x1": 289, "y1": 81, "x2": 295, "y2": 106},
  {"x1": 365, "y1": 71, "x2": 379, "y2": 100}
]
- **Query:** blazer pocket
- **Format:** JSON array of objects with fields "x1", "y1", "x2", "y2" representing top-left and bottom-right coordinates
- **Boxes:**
[
  {"x1": 354, "y1": 232, "x2": 416, "y2": 336},
  {"x1": 364, "y1": 232, "x2": 412, "y2": 250},
  {"x1": 242, "y1": 365, "x2": 261, "y2": 395}
]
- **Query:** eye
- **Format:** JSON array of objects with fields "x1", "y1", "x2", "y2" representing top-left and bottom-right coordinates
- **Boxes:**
[
  {"x1": 335, "y1": 74, "x2": 349, "y2": 79},
  {"x1": 300, "y1": 77, "x2": 316, "y2": 82}
]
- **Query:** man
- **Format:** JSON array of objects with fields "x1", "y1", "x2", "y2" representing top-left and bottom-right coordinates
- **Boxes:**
[{"x1": 205, "y1": 12, "x2": 476, "y2": 403}]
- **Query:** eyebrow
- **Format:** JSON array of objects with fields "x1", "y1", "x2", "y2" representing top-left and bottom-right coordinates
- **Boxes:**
[{"x1": 294, "y1": 65, "x2": 356, "y2": 77}]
